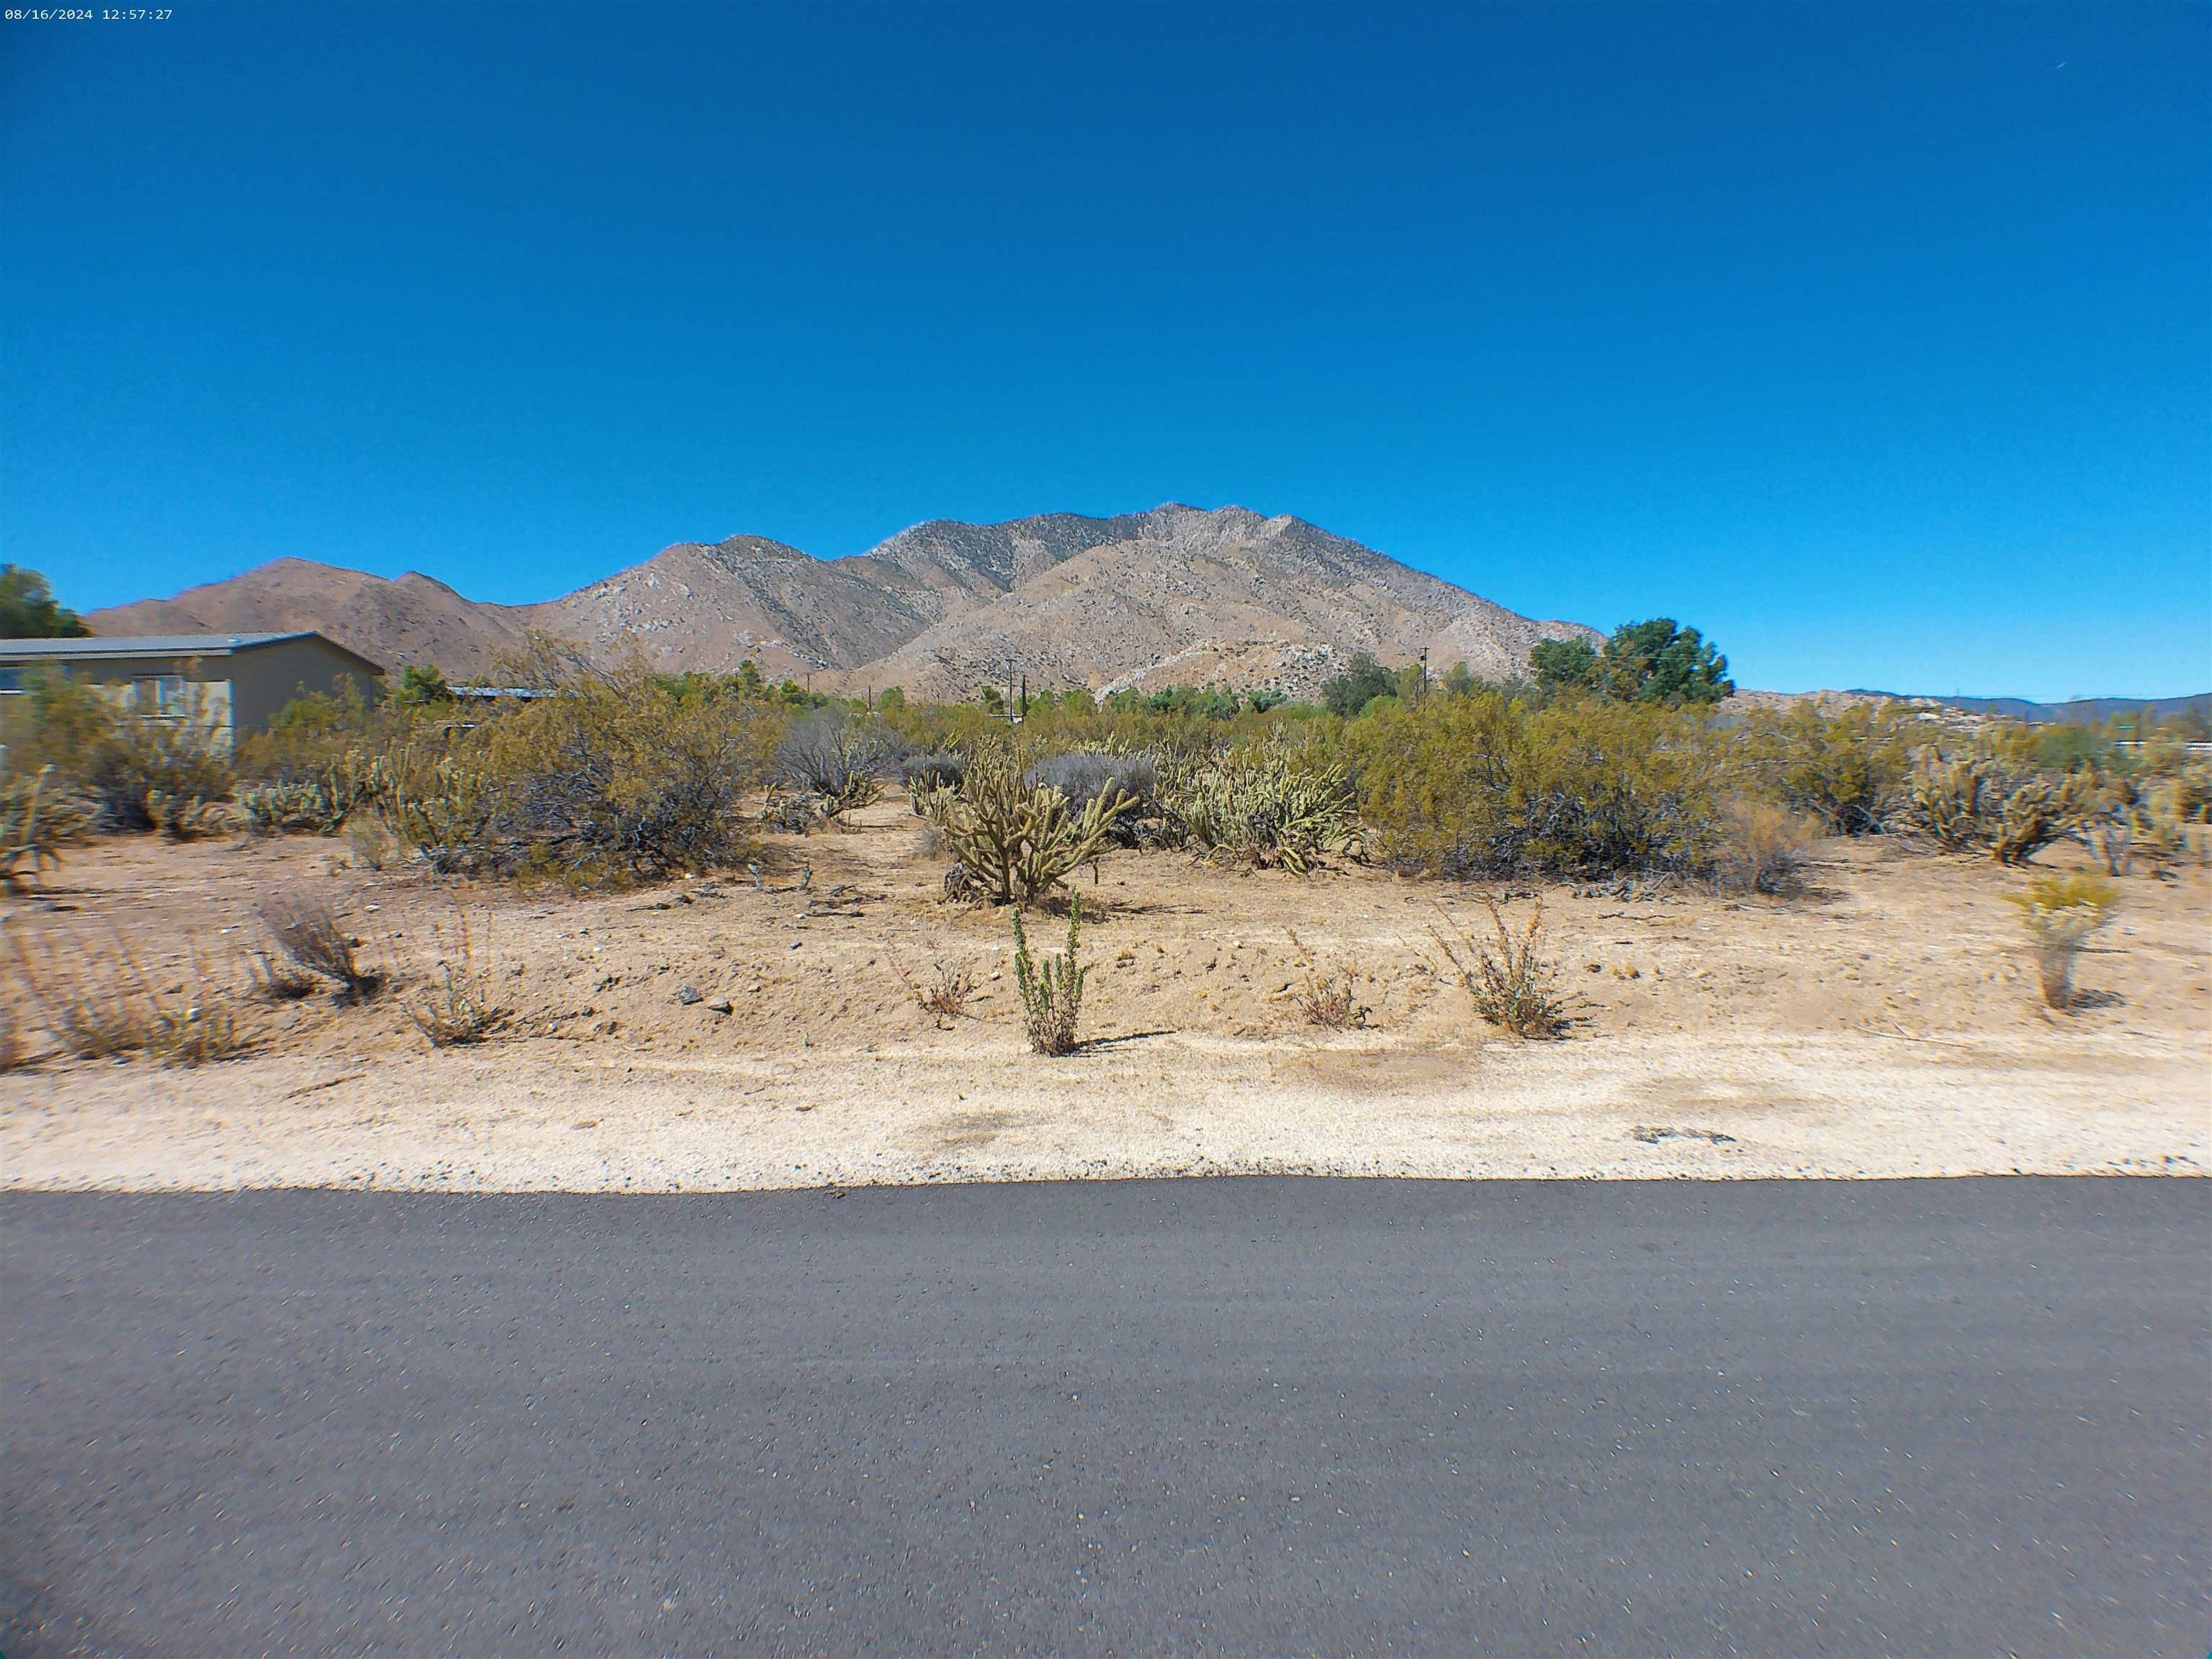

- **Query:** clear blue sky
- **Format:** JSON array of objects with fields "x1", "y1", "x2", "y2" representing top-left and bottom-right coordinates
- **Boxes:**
[{"x1": 4, "y1": 2, "x2": 2206, "y2": 698}]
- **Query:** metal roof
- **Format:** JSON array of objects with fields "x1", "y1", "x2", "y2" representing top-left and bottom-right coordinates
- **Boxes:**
[{"x1": 0, "y1": 631, "x2": 381, "y2": 669}]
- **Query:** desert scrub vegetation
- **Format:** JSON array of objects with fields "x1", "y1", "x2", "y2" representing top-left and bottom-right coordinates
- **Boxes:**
[
  {"x1": 893, "y1": 956, "x2": 976, "y2": 1026},
  {"x1": 1712, "y1": 801, "x2": 1820, "y2": 897},
  {"x1": 1284, "y1": 935, "x2": 1368, "y2": 1030},
  {"x1": 768, "y1": 711, "x2": 905, "y2": 830},
  {"x1": 259, "y1": 890, "x2": 383, "y2": 1004},
  {"x1": 1012, "y1": 891, "x2": 1088, "y2": 1055},
  {"x1": 360, "y1": 667, "x2": 782, "y2": 884},
  {"x1": 403, "y1": 910, "x2": 509, "y2": 1046},
  {"x1": 1905, "y1": 753, "x2": 2097, "y2": 866},
  {"x1": 1028, "y1": 750, "x2": 1161, "y2": 844},
  {"x1": 1743, "y1": 703, "x2": 1913, "y2": 834},
  {"x1": 2004, "y1": 873, "x2": 2118, "y2": 1011},
  {"x1": 1431, "y1": 894, "x2": 1573, "y2": 1038},
  {"x1": 0, "y1": 766, "x2": 94, "y2": 893},
  {"x1": 1161, "y1": 739, "x2": 1357, "y2": 872},
  {"x1": 0, "y1": 673, "x2": 236, "y2": 838},
  {"x1": 922, "y1": 755, "x2": 1134, "y2": 906},
  {"x1": 3, "y1": 924, "x2": 249, "y2": 1066},
  {"x1": 1354, "y1": 692, "x2": 1724, "y2": 881}
]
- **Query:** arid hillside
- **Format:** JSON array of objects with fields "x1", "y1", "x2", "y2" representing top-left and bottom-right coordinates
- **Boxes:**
[
  {"x1": 89, "y1": 505, "x2": 1598, "y2": 692},
  {"x1": 86, "y1": 559, "x2": 539, "y2": 680}
]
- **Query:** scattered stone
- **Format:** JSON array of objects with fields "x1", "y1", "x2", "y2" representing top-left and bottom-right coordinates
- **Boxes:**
[
  {"x1": 708, "y1": 998, "x2": 734, "y2": 1015},
  {"x1": 677, "y1": 986, "x2": 703, "y2": 1005}
]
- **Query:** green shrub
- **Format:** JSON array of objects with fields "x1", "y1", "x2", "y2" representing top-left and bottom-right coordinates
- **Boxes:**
[
  {"x1": 1320, "y1": 652, "x2": 1398, "y2": 719},
  {"x1": 1745, "y1": 703, "x2": 1913, "y2": 834},
  {"x1": 361, "y1": 668, "x2": 778, "y2": 884},
  {"x1": 1354, "y1": 693, "x2": 1723, "y2": 880},
  {"x1": 1012, "y1": 892, "x2": 1087, "y2": 1055},
  {"x1": 2003, "y1": 873, "x2": 2118, "y2": 1010}
]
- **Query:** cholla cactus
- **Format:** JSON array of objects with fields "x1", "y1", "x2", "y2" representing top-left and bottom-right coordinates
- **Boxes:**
[
  {"x1": 1161, "y1": 740, "x2": 1355, "y2": 873},
  {"x1": 922, "y1": 759, "x2": 1133, "y2": 906},
  {"x1": 0, "y1": 766, "x2": 92, "y2": 892}
]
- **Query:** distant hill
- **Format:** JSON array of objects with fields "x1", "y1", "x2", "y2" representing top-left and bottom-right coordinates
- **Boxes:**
[
  {"x1": 86, "y1": 504, "x2": 1600, "y2": 693},
  {"x1": 1850, "y1": 692, "x2": 2212, "y2": 726}
]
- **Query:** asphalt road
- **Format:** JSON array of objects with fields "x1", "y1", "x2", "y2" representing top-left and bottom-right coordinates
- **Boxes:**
[{"x1": 3, "y1": 1179, "x2": 2205, "y2": 1658}]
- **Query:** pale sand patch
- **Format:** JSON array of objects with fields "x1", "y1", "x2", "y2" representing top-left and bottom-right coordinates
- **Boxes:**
[{"x1": 3, "y1": 1029, "x2": 2202, "y2": 1191}]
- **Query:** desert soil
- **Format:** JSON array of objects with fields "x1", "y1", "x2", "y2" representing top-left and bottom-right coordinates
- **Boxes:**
[{"x1": 2, "y1": 802, "x2": 2206, "y2": 1192}]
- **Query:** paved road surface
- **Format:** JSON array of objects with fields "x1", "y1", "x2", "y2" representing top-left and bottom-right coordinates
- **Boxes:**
[{"x1": 3, "y1": 1179, "x2": 2205, "y2": 1657}]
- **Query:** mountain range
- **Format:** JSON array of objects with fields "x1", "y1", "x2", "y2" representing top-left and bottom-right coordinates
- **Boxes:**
[{"x1": 89, "y1": 504, "x2": 1598, "y2": 698}]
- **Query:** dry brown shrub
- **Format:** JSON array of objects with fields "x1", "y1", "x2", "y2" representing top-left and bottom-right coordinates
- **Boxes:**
[
  {"x1": 1284, "y1": 931, "x2": 1367, "y2": 1028},
  {"x1": 260, "y1": 890, "x2": 382, "y2": 1003},
  {"x1": 1714, "y1": 801, "x2": 1819, "y2": 896},
  {"x1": 894, "y1": 958, "x2": 976, "y2": 1026},
  {"x1": 403, "y1": 911, "x2": 508, "y2": 1046},
  {"x1": 1432, "y1": 894, "x2": 1573, "y2": 1038}
]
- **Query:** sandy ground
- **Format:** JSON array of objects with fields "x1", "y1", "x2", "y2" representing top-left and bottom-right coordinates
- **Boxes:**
[{"x1": 2, "y1": 802, "x2": 2206, "y2": 1191}]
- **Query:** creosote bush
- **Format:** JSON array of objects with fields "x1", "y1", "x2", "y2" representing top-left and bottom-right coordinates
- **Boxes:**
[
  {"x1": 1012, "y1": 891, "x2": 1087, "y2": 1056},
  {"x1": 1357, "y1": 693, "x2": 1722, "y2": 881},
  {"x1": 2002, "y1": 873, "x2": 2118, "y2": 1011},
  {"x1": 365, "y1": 667, "x2": 781, "y2": 884},
  {"x1": 1432, "y1": 894, "x2": 1573, "y2": 1038},
  {"x1": 1745, "y1": 703, "x2": 1912, "y2": 834}
]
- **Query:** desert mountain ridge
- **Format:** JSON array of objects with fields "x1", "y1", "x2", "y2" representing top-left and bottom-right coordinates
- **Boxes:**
[{"x1": 87, "y1": 503, "x2": 1601, "y2": 698}]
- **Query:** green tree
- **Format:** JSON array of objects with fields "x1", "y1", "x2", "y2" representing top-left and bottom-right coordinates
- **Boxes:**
[
  {"x1": 395, "y1": 662, "x2": 455, "y2": 708},
  {"x1": 1321, "y1": 652, "x2": 1398, "y2": 719},
  {"x1": 0, "y1": 566, "x2": 89, "y2": 639},
  {"x1": 1597, "y1": 619, "x2": 1732, "y2": 705},
  {"x1": 1530, "y1": 637, "x2": 1599, "y2": 693},
  {"x1": 734, "y1": 659, "x2": 765, "y2": 698}
]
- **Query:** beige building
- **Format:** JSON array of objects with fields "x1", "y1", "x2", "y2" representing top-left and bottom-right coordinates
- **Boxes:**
[{"x1": 0, "y1": 632, "x2": 385, "y2": 748}]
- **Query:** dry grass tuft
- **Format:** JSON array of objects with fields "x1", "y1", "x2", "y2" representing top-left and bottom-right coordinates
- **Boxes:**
[
  {"x1": 5, "y1": 925, "x2": 153, "y2": 1058},
  {"x1": 1432, "y1": 894, "x2": 1573, "y2": 1039},
  {"x1": 403, "y1": 910, "x2": 509, "y2": 1046},
  {"x1": 1284, "y1": 931, "x2": 1367, "y2": 1028}
]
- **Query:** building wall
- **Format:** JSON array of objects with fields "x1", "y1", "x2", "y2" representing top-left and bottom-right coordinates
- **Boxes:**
[
  {"x1": 225, "y1": 640, "x2": 382, "y2": 734},
  {"x1": 0, "y1": 640, "x2": 379, "y2": 747}
]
